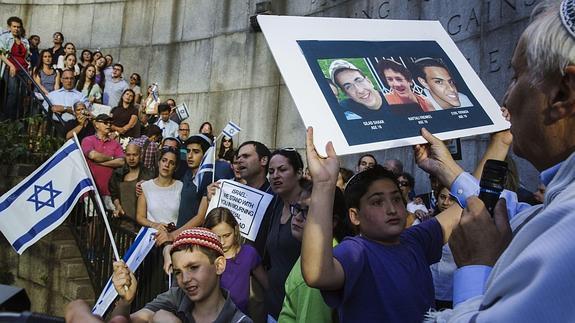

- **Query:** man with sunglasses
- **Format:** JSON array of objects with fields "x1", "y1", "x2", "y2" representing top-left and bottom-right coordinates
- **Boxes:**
[{"x1": 81, "y1": 114, "x2": 125, "y2": 210}]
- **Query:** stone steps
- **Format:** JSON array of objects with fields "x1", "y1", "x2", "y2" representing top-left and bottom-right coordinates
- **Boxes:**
[{"x1": 64, "y1": 278, "x2": 95, "y2": 300}]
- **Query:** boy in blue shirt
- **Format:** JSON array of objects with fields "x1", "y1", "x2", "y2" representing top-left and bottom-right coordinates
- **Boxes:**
[{"x1": 301, "y1": 127, "x2": 462, "y2": 323}]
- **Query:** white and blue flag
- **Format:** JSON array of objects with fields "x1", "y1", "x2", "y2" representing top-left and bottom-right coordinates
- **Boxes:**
[
  {"x1": 193, "y1": 146, "x2": 215, "y2": 189},
  {"x1": 92, "y1": 227, "x2": 157, "y2": 316},
  {"x1": 0, "y1": 139, "x2": 94, "y2": 254},
  {"x1": 221, "y1": 121, "x2": 241, "y2": 138}
]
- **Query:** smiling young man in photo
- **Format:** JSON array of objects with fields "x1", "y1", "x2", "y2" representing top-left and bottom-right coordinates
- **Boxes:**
[
  {"x1": 415, "y1": 58, "x2": 473, "y2": 110},
  {"x1": 377, "y1": 59, "x2": 434, "y2": 112},
  {"x1": 329, "y1": 59, "x2": 387, "y2": 120}
]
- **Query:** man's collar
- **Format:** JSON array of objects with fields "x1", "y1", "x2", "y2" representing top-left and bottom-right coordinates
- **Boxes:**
[
  {"x1": 540, "y1": 162, "x2": 564, "y2": 186},
  {"x1": 95, "y1": 133, "x2": 110, "y2": 142}
]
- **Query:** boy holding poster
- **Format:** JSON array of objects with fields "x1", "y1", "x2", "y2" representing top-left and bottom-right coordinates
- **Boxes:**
[{"x1": 301, "y1": 127, "x2": 462, "y2": 322}]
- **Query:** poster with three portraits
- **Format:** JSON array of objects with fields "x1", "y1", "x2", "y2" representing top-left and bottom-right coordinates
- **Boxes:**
[{"x1": 258, "y1": 15, "x2": 509, "y2": 155}]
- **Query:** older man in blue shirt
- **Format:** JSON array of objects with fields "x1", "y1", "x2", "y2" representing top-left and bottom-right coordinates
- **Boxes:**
[{"x1": 417, "y1": 1, "x2": 575, "y2": 321}]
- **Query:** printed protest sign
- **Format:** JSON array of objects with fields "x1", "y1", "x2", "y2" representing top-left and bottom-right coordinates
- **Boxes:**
[
  {"x1": 258, "y1": 15, "x2": 509, "y2": 155},
  {"x1": 207, "y1": 180, "x2": 273, "y2": 241}
]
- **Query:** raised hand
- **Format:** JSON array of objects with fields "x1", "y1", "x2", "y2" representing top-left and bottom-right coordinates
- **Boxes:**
[
  {"x1": 414, "y1": 128, "x2": 463, "y2": 188},
  {"x1": 206, "y1": 181, "x2": 221, "y2": 202},
  {"x1": 305, "y1": 127, "x2": 339, "y2": 186},
  {"x1": 491, "y1": 129, "x2": 513, "y2": 147}
]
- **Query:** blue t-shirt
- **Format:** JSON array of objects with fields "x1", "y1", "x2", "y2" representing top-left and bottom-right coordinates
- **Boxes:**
[
  {"x1": 322, "y1": 218, "x2": 443, "y2": 323},
  {"x1": 221, "y1": 244, "x2": 261, "y2": 314},
  {"x1": 176, "y1": 161, "x2": 234, "y2": 227}
]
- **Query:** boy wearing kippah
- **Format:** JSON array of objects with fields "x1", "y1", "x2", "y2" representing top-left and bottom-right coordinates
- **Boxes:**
[{"x1": 111, "y1": 228, "x2": 252, "y2": 323}]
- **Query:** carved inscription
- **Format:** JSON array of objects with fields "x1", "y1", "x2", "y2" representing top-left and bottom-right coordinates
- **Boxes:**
[{"x1": 310, "y1": 0, "x2": 538, "y2": 33}]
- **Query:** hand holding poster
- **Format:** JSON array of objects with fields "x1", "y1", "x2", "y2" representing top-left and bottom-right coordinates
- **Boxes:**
[{"x1": 207, "y1": 180, "x2": 273, "y2": 241}]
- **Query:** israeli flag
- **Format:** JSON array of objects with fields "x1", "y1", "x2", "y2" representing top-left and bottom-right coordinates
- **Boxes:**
[
  {"x1": 92, "y1": 227, "x2": 157, "y2": 316},
  {"x1": 0, "y1": 139, "x2": 94, "y2": 254},
  {"x1": 221, "y1": 121, "x2": 241, "y2": 138},
  {"x1": 193, "y1": 146, "x2": 215, "y2": 189}
]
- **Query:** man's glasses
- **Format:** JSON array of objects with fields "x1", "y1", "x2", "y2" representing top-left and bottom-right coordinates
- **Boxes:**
[
  {"x1": 178, "y1": 128, "x2": 189, "y2": 132},
  {"x1": 96, "y1": 120, "x2": 112, "y2": 125},
  {"x1": 61, "y1": 77, "x2": 75, "y2": 80},
  {"x1": 398, "y1": 181, "x2": 410, "y2": 187},
  {"x1": 342, "y1": 76, "x2": 369, "y2": 91},
  {"x1": 289, "y1": 203, "x2": 308, "y2": 219}
]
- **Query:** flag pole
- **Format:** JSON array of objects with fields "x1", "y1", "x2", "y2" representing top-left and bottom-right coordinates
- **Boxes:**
[
  {"x1": 212, "y1": 133, "x2": 222, "y2": 183},
  {"x1": 73, "y1": 132, "x2": 122, "y2": 262}
]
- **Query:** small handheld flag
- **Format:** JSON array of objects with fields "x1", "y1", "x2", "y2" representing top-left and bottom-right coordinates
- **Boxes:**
[{"x1": 221, "y1": 121, "x2": 241, "y2": 138}]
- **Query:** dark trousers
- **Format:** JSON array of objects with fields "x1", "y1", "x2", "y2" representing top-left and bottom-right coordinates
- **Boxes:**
[{"x1": 1, "y1": 69, "x2": 27, "y2": 120}]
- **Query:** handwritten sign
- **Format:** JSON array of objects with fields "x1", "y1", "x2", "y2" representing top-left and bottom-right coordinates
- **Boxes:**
[{"x1": 207, "y1": 180, "x2": 273, "y2": 241}]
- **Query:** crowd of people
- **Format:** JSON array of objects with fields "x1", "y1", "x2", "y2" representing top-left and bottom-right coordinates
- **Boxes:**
[{"x1": 3, "y1": 0, "x2": 575, "y2": 322}]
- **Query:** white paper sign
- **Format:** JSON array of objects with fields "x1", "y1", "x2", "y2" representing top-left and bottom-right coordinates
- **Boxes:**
[
  {"x1": 258, "y1": 15, "x2": 509, "y2": 156},
  {"x1": 207, "y1": 180, "x2": 273, "y2": 241}
]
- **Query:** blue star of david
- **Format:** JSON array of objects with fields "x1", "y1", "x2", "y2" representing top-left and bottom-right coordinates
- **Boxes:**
[{"x1": 27, "y1": 181, "x2": 62, "y2": 212}]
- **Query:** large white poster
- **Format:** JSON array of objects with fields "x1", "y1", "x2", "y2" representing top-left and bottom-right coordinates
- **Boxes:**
[{"x1": 258, "y1": 15, "x2": 509, "y2": 155}]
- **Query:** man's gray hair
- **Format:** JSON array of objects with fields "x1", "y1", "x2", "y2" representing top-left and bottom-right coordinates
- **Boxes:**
[{"x1": 523, "y1": 1, "x2": 575, "y2": 87}]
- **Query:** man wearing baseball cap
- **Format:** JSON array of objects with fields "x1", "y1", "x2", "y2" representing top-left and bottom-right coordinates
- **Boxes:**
[
  {"x1": 110, "y1": 228, "x2": 252, "y2": 322},
  {"x1": 81, "y1": 113, "x2": 125, "y2": 210}
]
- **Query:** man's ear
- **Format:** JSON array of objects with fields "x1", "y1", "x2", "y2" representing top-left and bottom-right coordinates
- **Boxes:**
[
  {"x1": 349, "y1": 208, "x2": 361, "y2": 226},
  {"x1": 418, "y1": 77, "x2": 429, "y2": 89},
  {"x1": 549, "y1": 65, "x2": 575, "y2": 123},
  {"x1": 215, "y1": 256, "x2": 226, "y2": 275}
]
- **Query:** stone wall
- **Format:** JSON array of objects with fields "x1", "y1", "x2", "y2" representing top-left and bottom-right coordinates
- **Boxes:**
[
  {"x1": 0, "y1": 0, "x2": 541, "y2": 193},
  {"x1": 0, "y1": 226, "x2": 94, "y2": 316}
]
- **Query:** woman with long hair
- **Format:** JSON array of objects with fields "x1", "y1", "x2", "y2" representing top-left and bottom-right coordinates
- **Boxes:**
[
  {"x1": 111, "y1": 89, "x2": 140, "y2": 139},
  {"x1": 33, "y1": 49, "x2": 61, "y2": 95},
  {"x1": 264, "y1": 148, "x2": 309, "y2": 321},
  {"x1": 94, "y1": 56, "x2": 107, "y2": 90},
  {"x1": 218, "y1": 136, "x2": 235, "y2": 163},
  {"x1": 91, "y1": 50, "x2": 103, "y2": 65},
  {"x1": 76, "y1": 64, "x2": 102, "y2": 105},
  {"x1": 57, "y1": 42, "x2": 80, "y2": 75},
  {"x1": 199, "y1": 121, "x2": 213, "y2": 136},
  {"x1": 128, "y1": 73, "x2": 142, "y2": 104},
  {"x1": 137, "y1": 147, "x2": 183, "y2": 230},
  {"x1": 79, "y1": 49, "x2": 92, "y2": 70},
  {"x1": 63, "y1": 53, "x2": 80, "y2": 79}
]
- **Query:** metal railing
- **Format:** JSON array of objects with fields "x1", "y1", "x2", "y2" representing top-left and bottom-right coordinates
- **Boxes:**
[
  {"x1": 1, "y1": 56, "x2": 65, "y2": 135},
  {"x1": 68, "y1": 192, "x2": 168, "y2": 315}
]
